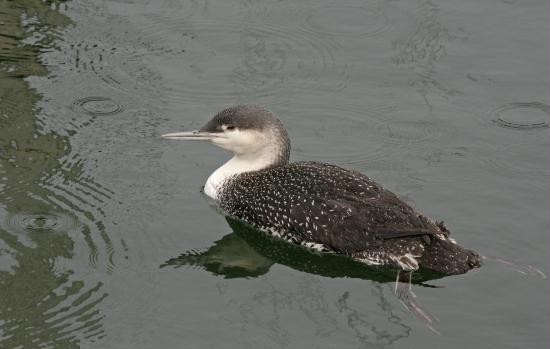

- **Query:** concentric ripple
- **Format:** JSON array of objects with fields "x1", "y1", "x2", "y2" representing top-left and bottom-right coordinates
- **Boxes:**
[
  {"x1": 137, "y1": 19, "x2": 346, "y2": 104},
  {"x1": 301, "y1": 4, "x2": 390, "y2": 37},
  {"x1": 491, "y1": 102, "x2": 549, "y2": 130},
  {"x1": 71, "y1": 96, "x2": 125, "y2": 116},
  {"x1": 5, "y1": 212, "x2": 79, "y2": 234}
]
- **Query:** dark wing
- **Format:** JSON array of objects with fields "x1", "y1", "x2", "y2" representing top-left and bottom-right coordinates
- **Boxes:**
[{"x1": 220, "y1": 161, "x2": 442, "y2": 254}]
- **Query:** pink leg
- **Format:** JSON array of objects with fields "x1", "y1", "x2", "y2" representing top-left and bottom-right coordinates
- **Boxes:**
[{"x1": 393, "y1": 271, "x2": 440, "y2": 334}]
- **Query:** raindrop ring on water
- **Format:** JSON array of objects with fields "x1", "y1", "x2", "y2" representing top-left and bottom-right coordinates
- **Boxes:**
[
  {"x1": 491, "y1": 102, "x2": 549, "y2": 130},
  {"x1": 71, "y1": 96, "x2": 126, "y2": 116},
  {"x1": 5, "y1": 212, "x2": 79, "y2": 233}
]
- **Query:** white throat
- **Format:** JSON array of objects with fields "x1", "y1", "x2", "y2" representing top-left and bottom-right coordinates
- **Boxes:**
[{"x1": 204, "y1": 150, "x2": 278, "y2": 200}]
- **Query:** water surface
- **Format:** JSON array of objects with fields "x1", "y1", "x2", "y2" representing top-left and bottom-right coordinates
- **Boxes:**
[{"x1": 0, "y1": 0, "x2": 548, "y2": 348}]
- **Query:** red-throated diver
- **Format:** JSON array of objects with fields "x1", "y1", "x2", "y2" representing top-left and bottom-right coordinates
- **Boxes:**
[{"x1": 162, "y1": 105, "x2": 481, "y2": 275}]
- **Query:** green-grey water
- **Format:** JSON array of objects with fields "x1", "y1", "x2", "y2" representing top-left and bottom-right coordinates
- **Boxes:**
[{"x1": 0, "y1": 0, "x2": 548, "y2": 348}]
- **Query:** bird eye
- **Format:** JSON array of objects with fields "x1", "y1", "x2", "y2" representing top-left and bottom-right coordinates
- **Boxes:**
[{"x1": 226, "y1": 125, "x2": 236, "y2": 131}]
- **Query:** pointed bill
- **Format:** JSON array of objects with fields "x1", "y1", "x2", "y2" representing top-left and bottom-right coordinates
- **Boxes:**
[{"x1": 161, "y1": 130, "x2": 222, "y2": 140}]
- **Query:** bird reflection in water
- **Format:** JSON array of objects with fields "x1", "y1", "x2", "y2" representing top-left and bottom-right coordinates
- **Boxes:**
[{"x1": 162, "y1": 217, "x2": 446, "y2": 333}]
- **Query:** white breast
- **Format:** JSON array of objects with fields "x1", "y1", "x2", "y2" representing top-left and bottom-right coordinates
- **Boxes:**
[
  {"x1": 204, "y1": 152, "x2": 277, "y2": 200},
  {"x1": 204, "y1": 176, "x2": 219, "y2": 199}
]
